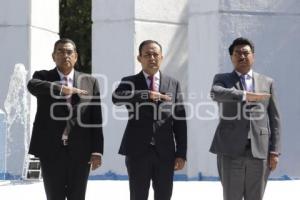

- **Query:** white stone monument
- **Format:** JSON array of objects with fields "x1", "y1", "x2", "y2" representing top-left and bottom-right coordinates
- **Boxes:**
[
  {"x1": 1, "y1": 0, "x2": 299, "y2": 180},
  {"x1": 0, "y1": 0, "x2": 59, "y2": 178},
  {"x1": 93, "y1": 0, "x2": 300, "y2": 180}
]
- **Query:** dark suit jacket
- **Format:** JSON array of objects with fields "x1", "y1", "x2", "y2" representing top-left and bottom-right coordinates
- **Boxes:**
[
  {"x1": 210, "y1": 71, "x2": 281, "y2": 159},
  {"x1": 28, "y1": 67, "x2": 103, "y2": 162},
  {"x1": 112, "y1": 71, "x2": 187, "y2": 160}
]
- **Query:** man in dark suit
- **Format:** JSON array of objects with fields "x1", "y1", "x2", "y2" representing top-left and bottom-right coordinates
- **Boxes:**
[
  {"x1": 112, "y1": 40, "x2": 187, "y2": 200},
  {"x1": 210, "y1": 37, "x2": 281, "y2": 200},
  {"x1": 28, "y1": 38, "x2": 103, "y2": 200}
]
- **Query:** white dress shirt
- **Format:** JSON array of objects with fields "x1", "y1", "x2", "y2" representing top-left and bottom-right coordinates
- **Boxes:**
[
  {"x1": 236, "y1": 69, "x2": 254, "y2": 101},
  {"x1": 143, "y1": 71, "x2": 160, "y2": 91}
]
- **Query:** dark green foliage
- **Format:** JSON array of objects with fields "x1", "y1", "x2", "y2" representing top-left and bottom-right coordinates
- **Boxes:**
[{"x1": 60, "y1": 0, "x2": 92, "y2": 73}]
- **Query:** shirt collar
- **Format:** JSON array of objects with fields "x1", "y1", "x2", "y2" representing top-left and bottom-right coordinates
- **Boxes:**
[
  {"x1": 235, "y1": 69, "x2": 253, "y2": 78},
  {"x1": 142, "y1": 70, "x2": 160, "y2": 81},
  {"x1": 56, "y1": 67, "x2": 74, "y2": 81}
]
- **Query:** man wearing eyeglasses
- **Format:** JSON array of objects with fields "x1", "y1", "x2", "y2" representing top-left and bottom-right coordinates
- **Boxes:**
[
  {"x1": 27, "y1": 38, "x2": 104, "y2": 200},
  {"x1": 210, "y1": 37, "x2": 281, "y2": 200},
  {"x1": 112, "y1": 40, "x2": 187, "y2": 200}
]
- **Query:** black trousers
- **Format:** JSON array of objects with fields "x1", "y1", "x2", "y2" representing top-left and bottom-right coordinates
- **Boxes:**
[
  {"x1": 125, "y1": 146, "x2": 175, "y2": 200},
  {"x1": 40, "y1": 146, "x2": 90, "y2": 200}
]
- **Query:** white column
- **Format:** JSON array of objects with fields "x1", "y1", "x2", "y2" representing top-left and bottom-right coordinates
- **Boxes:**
[
  {"x1": 0, "y1": 110, "x2": 6, "y2": 179},
  {"x1": 92, "y1": 0, "x2": 135, "y2": 177},
  {"x1": 188, "y1": 0, "x2": 300, "y2": 179},
  {"x1": 135, "y1": 0, "x2": 189, "y2": 179},
  {"x1": 134, "y1": 0, "x2": 188, "y2": 83},
  {"x1": 0, "y1": 0, "x2": 59, "y2": 177},
  {"x1": 92, "y1": 0, "x2": 188, "y2": 177},
  {"x1": 93, "y1": 0, "x2": 300, "y2": 179},
  {"x1": 188, "y1": 0, "x2": 220, "y2": 179}
]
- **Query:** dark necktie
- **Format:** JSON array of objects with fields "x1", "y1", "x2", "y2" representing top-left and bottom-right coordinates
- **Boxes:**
[
  {"x1": 148, "y1": 76, "x2": 154, "y2": 91},
  {"x1": 147, "y1": 75, "x2": 156, "y2": 145},
  {"x1": 62, "y1": 76, "x2": 71, "y2": 145}
]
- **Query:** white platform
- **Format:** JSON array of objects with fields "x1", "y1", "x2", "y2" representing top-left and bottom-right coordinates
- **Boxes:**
[{"x1": 0, "y1": 180, "x2": 299, "y2": 200}]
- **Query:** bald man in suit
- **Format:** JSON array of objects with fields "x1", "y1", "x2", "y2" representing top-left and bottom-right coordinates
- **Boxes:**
[{"x1": 112, "y1": 40, "x2": 187, "y2": 200}]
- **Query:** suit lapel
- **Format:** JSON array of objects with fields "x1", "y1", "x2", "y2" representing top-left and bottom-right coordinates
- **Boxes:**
[
  {"x1": 159, "y1": 71, "x2": 170, "y2": 93},
  {"x1": 50, "y1": 67, "x2": 61, "y2": 82},
  {"x1": 136, "y1": 71, "x2": 149, "y2": 90},
  {"x1": 71, "y1": 70, "x2": 80, "y2": 105},
  {"x1": 231, "y1": 71, "x2": 243, "y2": 90},
  {"x1": 253, "y1": 71, "x2": 260, "y2": 93},
  {"x1": 73, "y1": 70, "x2": 79, "y2": 88}
]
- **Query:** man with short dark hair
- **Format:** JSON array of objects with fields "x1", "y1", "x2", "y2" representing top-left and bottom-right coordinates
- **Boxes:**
[
  {"x1": 28, "y1": 38, "x2": 104, "y2": 200},
  {"x1": 112, "y1": 40, "x2": 187, "y2": 200},
  {"x1": 210, "y1": 37, "x2": 281, "y2": 200}
]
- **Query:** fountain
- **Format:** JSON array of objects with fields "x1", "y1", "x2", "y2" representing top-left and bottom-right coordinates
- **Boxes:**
[{"x1": 0, "y1": 63, "x2": 29, "y2": 179}]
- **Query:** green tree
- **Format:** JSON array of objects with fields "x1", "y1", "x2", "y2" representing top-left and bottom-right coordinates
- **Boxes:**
[{"x1": 60, "y1": 0, "x2": 92, "y2": 73}]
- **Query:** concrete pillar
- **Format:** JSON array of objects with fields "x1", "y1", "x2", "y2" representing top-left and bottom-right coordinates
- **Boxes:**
[
  {"x1": 92, "y1": 0, "x2": 135, "y2": 177},
  {"x1": 0, "y1": 0, "x2": 59, "y2": 177},
  {"x1": 92, "y1": 0, "x2": 188, "y2": 178},
  {"x1": 135, "y1": 0, "x2": 189, "y2": 179},
  {"x1": 93, "y1": 0, "x2": 300, "y2": 180},
  {"x1": 188, "y1": 0, "x2": 220, "y2": 179},
  {"x1": 188, "y1": 0, "x2": 300, "y2": 179},
  {"x1": 0, "y1": 110, "x2": 7, "y2": 179}
]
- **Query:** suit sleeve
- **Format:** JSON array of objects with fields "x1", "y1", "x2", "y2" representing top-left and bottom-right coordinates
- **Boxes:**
[
  {"x1": 90, "y1": 78, "x2": 104, "y2": 154},
  {"x1": 268, "y1": 80, "x2": 281, "y2": 154},
  {"x1": 172, "y1": 82, "x2": 187, "y2": 160},
  {"x1": 210, "y1": 74, "x2": 244, "y2": 102},
  {"x1": 27, "y1": 71, "x2": 62, "y2": 97},
  {"x1": 112, "y1": 77, "x2": 150, "y2": 105}
]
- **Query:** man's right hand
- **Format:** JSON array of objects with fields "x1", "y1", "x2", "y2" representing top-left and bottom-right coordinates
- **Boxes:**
[
  {"x1": 149, "y1": 91, "x2": 171, "y2": 101},
  {"x1": 246, "y1": 92, "x2": 270, "y2": 102},
  {"x1": 62, "y1": 85, "x2": 88, "y2": 95}
]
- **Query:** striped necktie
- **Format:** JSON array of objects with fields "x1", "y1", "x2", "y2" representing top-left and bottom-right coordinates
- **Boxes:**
[
  {"x1": 63, "y1": 76, "x2": 71, "y2": 103},
  {"x1": 240, "y1": 74, "x2": 253, "y2": 92}
]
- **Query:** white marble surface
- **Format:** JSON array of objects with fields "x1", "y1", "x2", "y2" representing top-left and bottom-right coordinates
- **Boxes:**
[{"x1": 0, "y1": 180, "x2": 299, "y2": 200}]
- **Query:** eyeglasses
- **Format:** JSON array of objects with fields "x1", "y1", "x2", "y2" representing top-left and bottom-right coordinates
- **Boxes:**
[
  {"x1": 233, "y1": 50, "x2": 252, "y2": 57},
  {"x1": 55, "y1": 49, "x2": 75, "y2": 56}
]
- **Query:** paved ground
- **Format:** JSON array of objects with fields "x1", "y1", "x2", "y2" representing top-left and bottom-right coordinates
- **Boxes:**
[{"x1": 0, "y1": 180, "x2": 299, "y2": 199}]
